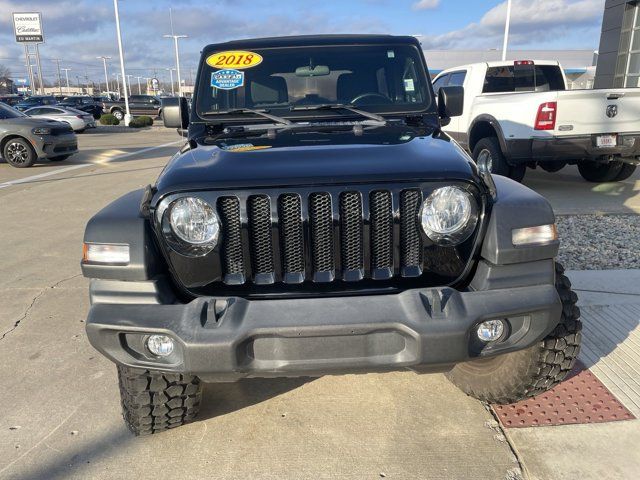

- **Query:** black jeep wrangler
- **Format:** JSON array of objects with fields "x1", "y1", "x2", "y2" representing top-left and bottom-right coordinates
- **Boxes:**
[{"x1": 82, "y1": 35, "x2": 581, "y2": 436}]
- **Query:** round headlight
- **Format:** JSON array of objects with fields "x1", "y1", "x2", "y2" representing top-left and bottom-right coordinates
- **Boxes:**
[
  {"x1": 420, "y1": 186, "x2": 478, "y2": 245},
  {"x1": 169, "y1": 197, "x2": 220, "y2": 245}
]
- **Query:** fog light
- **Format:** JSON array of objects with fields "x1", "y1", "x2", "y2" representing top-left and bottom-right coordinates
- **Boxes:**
[
  {"x1": 477, "y1": 320, "x2": 505, "y2": 342},
  {"x1": 147, "y1": 335, "x2": 174, "y2": 357}
]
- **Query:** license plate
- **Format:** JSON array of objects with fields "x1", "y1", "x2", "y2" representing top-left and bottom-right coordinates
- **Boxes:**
[{"x1": 596, "y1": 134, "x2": 617, "y2": 148}]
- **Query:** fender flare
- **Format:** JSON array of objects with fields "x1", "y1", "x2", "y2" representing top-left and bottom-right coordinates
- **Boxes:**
[{"x1": 468, "y1": 114, "x2": 508, "y2": 154}]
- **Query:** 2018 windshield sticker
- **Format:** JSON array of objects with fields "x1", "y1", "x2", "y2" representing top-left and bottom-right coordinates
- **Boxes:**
[
  {"x1": 211, "y1": 69, "x2": 245, "y2": 90},
  {"x1": 206, "y1": 50, "x2": 263, "y2": 70}
]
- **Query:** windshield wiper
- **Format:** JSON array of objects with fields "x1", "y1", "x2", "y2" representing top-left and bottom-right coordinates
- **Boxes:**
[
  {"x1": 200, "y1": 108, "x2": 292, "y2": 126},
  {"x1": 290, "y1": 104, "x2": 386, "y2": 123}
]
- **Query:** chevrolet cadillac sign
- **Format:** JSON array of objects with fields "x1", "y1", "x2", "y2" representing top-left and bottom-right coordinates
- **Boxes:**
[{"x1": 12, "y1": 12, "x2": 44, "y2": 43}]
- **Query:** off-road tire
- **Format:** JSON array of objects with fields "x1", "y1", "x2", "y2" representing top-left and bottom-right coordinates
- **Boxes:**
[
  {"x1": 117, "y1": 366, "x2": 203, "y2": 436},
  {"x1": 112, "y1": 109, "x2": 124, "y2": 121},
  {"x1": 49, "y1": 155, "x2": 70, "y2": 162},
  {"x1": 3, "y1": 137, "x2": 37, "y2": 168},
  {"x1": 446, "y1": 262, "x2": 582, "y2": 404},
  {"x1": 473, "y1": 137, "x2": 511, "y2": 177},
  {"x1": 578, "y1": 160, "x2": 623, "y2": 183},
  {"x1": 614, "y1": 164, "x2": 637, "y2": 182}
]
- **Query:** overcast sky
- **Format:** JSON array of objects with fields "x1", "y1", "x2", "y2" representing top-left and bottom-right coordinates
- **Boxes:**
[{"x1": 1, "y1": 0, "x2": 606, "y2": 85}]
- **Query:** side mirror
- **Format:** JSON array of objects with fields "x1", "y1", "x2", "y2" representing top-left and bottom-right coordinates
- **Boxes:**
[
  {"x1": 438, "y1": 86, "x2": 464, "y2": 126},
  {"x1": 163, "y1": 97, "x2": 189, "y2": 129}
]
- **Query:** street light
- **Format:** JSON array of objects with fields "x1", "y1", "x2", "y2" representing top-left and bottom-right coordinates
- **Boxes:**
[
  {"x1": 112, "y1": 0, "x2": 131, "y2": 125},
  {"x1": 126, "y1": 74, "x2": 132, "y2": 96},
  {"x1": 166, "y1": 67, "x2": 175, "y2": 96},
  {"x1": 164, "y1": 34, "x2": 187, "y2": 97},
  {"x1": 135, "y1": 76, "x2": 142, "y2": 94},
  {"x1": 502, "y1": 0, "x2": 513, "y2": 61},
  {"x1": 61, "y1": 68, "x2": 71, "y2": 95},
  {"x1": 97, "y1": 56, "x2": 111, "y2": 95}
]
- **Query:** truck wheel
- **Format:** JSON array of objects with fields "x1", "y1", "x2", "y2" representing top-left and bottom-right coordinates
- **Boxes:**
[
  {"x1": 112, "y1": 109, "x2": 124, "y2": 121},
  {"x1": 3, "y1": 137, "x2": 37, "y2": 168},
  {"x1": 117, "y1": 366, "x2": 203, "y2": 436},
  {"x1": 578, "y1": 160, "x2": 623, "y2": 183},
  {"x1": 472, "y1": 137, "x2": 511, "y2": 177},
  {"x1": 446, "y1": 262, "x2": 581, "y2": 405},
  {"x1": 614, "y1": 164, "x2": 637, "y2": 182}
]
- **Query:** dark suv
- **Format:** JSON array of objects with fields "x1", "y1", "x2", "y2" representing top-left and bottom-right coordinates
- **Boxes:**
[
  {"x1": 14, "y1": 95, "x2": 57, "y2": 111},
  {"x1": 102, "y1": 94, "x2": 162, "y2": 121},
  {"x1": 58, "y1": 96, "x2": 103, "y2": 119},
  {"x1": 82, "y1": 35, "x2": 581, "y2": 436}
]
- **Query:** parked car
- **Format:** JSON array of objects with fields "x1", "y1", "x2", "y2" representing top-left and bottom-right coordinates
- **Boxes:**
[
  {"x1": 0, "y1": 102, "x2": 77, "y2": 167},
  {"x1": 58, "y1": 96, "x2": 103, "y2": 119},
  {"x1": 82, "y1": 35, "x2": 581, "y2": 436},
  {"x1": 433, "y1": 60, "x2": 640, "y2": 182},
  {"x1": 25, "y1": 105, "x2": 95, "y2": 132},
  {"x1": 14, "y1": 95, "x2": 58, "y2": 112},
  {"x1": 101, "y1": 94, "x2": 162, "y2": 121},
  {"x1": 0, "y1": 95, "x2": 24, "y2": 106}
]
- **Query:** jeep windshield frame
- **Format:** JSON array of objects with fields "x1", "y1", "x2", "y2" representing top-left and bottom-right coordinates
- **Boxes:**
[{"x1": 194, "y1": 40, "x2": 435, "y2": 125}]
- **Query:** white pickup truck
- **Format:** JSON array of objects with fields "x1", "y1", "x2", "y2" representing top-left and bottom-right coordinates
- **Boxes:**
[{"x1": 433, "y1": 60, "x2": 640, "y2": 183}]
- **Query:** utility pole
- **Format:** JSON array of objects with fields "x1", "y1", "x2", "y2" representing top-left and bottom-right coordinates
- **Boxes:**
[
  {"x1": 53, "y1": 58, "x2": 63, "y2": 95},
  {"x1": 34, "y1": 43, "x2": 45, "y2": 94},
  {"x1": 164, "y1": 8, "x2": 187, "y2": 97},
  {"x1": 113, "y1": 0, "x2": 131, "y2": 125},
  {"x1": 61, "y1": 68, "x2": 71, "y2": 95},
  {"x1": 166, "y1": 68, "x2": 175, "y2": 96},
  {"x1": 502, "y1": 0, "x2": 512, "y2": 61},
  {"x1": 97, "y1": 56, "x2": 111, "y2": 95}
]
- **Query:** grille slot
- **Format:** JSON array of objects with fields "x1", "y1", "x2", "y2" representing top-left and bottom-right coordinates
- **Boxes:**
[
  {"x1": 279, "y1": 194, "x2": 305, "y2": 280},
  {"x1": 370, "y1": 191, "x2": 393, "y2": 272},
  {"x1": 400, "y1": 189, "x2": 423, "y2": 276},
  {"x1": 218, "y1": 197, "x2": 245, "y2": 283},
  {"x1": 309, "y1": 193, "x2": 335, "y2": 278},
  {"x1": 248, "y1": 195, "x2": 275, "y2": 282},
  {"x1": 340, "y1": 192, "x2": 364, "y2": 274}
]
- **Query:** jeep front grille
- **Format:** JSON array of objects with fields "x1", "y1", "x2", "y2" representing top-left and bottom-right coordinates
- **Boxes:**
[{"x1": 214, "y1": 186, "x2": 433, "y2": 286}]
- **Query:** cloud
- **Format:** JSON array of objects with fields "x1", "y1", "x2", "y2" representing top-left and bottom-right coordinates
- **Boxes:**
[
  {"x1": 412, "y1": 0, "x2": 440, "y2": 10},
  {"x1": 419, "y1": 0, "x2": 605, "y2": 49}
]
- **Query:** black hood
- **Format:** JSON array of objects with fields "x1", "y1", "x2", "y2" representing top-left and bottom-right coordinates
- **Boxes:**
[{"x1": 154, "y1": 125, "x2": 479, "y2": 197}]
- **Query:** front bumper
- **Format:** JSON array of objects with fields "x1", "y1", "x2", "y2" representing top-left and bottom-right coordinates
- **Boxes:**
[
  {"x1": 34, "y1": 133, "x2": 78, "y2": 158},
  {"x1": 506, "y1": 134, "x2": 640, "y2": 163},
  {"x1": 86, "y1": 283, "x2": 561, "y2": 381}
]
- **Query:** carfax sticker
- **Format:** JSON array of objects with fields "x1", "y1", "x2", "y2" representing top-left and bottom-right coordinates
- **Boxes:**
[
  {"x1": 206, "y1": 50, "x2": 263, "y2": 70},
  {"x1": 211, "y1": 69, "x2": 245, "y2": 90}
]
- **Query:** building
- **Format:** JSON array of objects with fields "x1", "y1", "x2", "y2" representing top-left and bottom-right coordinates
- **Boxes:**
[
  {"x1": 594, "y1": 0, "x2": 640, "y2": 88},
  {"x1": 0, "y1": 76, "x2": 15, "y2": 94}
]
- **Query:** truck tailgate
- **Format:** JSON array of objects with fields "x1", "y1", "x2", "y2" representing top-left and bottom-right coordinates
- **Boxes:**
[{"x1": 555, "y1": 89, "x2": 640, "y2": 136}]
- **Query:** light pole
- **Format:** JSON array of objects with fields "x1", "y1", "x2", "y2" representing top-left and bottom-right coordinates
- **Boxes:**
[
  {"x1": 97, "y1": 56, "x2": 111, "y2": 95},
  {"x1": 166, "y1": 68, "x2": 175, "y2": 96},
  {"x1": 502, "y1": 0, "x2": 512, "y2": 61},
  {"x1": 53, "y1": 59, "x2": 63, "y2": 95},
  {"x1": 136, "y1": 76, "x2": 142, "y2": 94},
  {"x1": 126, "y1": 74, "x2": 133, "y2": 96},
  {"x1": 164, "y1": 34, "x2": 187, "y2": 97},
  {"x1": 61, "y1": 68, "x2": 71, "y2": 95},
  {"x1": 113, "y1": 0, "x2": 131, "y2": 125}
]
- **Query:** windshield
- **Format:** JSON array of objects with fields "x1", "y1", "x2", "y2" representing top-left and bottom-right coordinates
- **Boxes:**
[
  {"x1": 196, "y1": 44, "x2": 432, "y2": 120},
  {"x1": 0, "y1": 103, "x2": 27, "y2": 119}
]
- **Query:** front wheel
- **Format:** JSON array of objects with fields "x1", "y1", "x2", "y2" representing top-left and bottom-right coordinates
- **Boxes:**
[
  {"x1": 578, "y1": 160, "x2": 623, "y2": 182},
  {"x1": 3, "y1": 137, "x2": 37, "y2": 168},
  {"x1": 446, "y1": 262, "x2": 581, "y2": 404},
  {"x1": 118, "y1": 366, "x2": 202, "y2": 436}
]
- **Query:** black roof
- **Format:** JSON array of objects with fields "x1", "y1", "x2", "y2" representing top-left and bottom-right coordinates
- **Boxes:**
[{"x1": 202, "y1": 34, "x2": 421, "y2": 53}]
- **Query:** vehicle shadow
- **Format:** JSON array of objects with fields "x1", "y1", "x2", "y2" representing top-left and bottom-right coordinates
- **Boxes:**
[{"x1": 198, "y1": 377, "x2": 313, "y2": 420}]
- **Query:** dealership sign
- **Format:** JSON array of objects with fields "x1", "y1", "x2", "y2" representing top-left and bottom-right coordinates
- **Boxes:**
[{"x1": 12, "y1": 12, "x2": 44, "y2": 43}]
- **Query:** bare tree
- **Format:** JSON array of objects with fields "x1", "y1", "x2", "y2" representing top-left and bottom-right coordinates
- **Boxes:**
[{"x1": 0, "y1": 64, "x2": 10, "y2": 79}]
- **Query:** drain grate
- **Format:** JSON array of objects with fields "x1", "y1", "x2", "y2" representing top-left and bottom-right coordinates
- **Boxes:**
[{"x1": 493, "y1": 362, "x2": 635, "y2": 428}]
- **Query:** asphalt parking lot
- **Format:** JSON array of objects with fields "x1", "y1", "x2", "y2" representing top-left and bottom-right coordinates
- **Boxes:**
[{"x1": 0, "y1": 127, "x2": 639, "y2": 480}]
